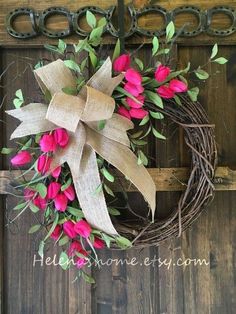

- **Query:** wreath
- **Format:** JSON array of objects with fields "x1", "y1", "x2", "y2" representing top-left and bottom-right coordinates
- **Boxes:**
[{"x1": 2, "y1": 12, "x2": 227, "y2": 283}]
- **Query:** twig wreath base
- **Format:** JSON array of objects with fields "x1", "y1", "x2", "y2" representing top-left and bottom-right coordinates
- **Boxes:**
[{"x1": 114, "y1": 95, "x2": 217, "y2": 247}]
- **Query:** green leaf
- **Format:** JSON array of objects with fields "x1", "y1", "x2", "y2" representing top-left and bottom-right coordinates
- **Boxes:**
[
  {"x1": 145, "y1": 90, "x2": 163, "y2": 108},
  {"x1": 35, "y1": 183, "x2": 47, "y2": 198},
  {"x1": 152, "y1": 36, "x2": 159, "y2": 56},
  {"x1": 81, "y1": 271, "x2": 95, "y2": 284},
  {"x1": 58, "y1": 39, "x2": 67, "y2": 54},
  {"x1": 211, "y1": 43, "x2": 218, "y2": 59},
  {"x1": 115, "y1": 236, "x2": 132, "y2": 249},
  {"x1": 97, "y1": 120, "x2": 106, "y2": 131},
  {"x1": 187, "y1": 87, "x2": 199, "y2": 102},
  {"x1": 62, "y1": 86, "x2": 77, "y2": 95},
  {"x1": 38, "y1": 240, "x2": 45, "y2": 258},
  {"x1": 80, "y1": 58, "x2": 88, "y2": 71},
  {"x1": 13, "y1": 202, "x2": 27, "y2": 210},
  {"x1": 89, "y1": 26, "x2": 103, "y2": 41},
  {"x1": 34, "y1": 61, "x2": 43, "y2": 69},
  {"x1": 58, "y1": 235, "x2": 69, "y2": 246},
  {"x1": 21, "y1": 138, "x2": 32, "y2": 150},
  {"x1": 86, "y1": 11, "x2": 97, "y2": 29},
  {"x1": 61, "y1": 178, "x2": 72, "y2": 191},
  {"x1": 67, "y1": 206, "x2": 84, "y2": 218},
  {"x1": 101, "y1": 168, "x2": 114, "y2": 182},
  {"x1": 15, "y1": 89, "x2": 23, "y2": 100},
  {"x1": 194, "y1": 69, "x2": 209, "y2": 80},
  {"x1": 94, "y1": 183, "x2": 103, "y2": 195},
  {"x1": 28, "y1": 224, "x2": 41, "y2": 234},
  {"x1": 156, "y1": 48, "x2": 170, "y2": 56},
  {"x1": 108, "y1": 207, "x2": 121, "y2": 216},
  {"x1": 150, "y1": 111, "x2": 164, "y2": 120},
  {"x1": 174, "y1": 95, "x2": 182, "y2": 106},
  {"x1": 13, "y1": 98, "x2": 23, "y2": 109},
  {"x1": 104, "y1": 184, "x2": 115, "y2": 197},
  {"x1": 44, "y1": 212, "x2": 59, "y2": 241},
  {"x1": 89, "y1": 51, "x2": 98, "y2": 68},
  {"x1": 139, "y1": 115, "x2": 150, "y2": 126},
  {"x1": 64, "y1": 60, "x2": 81, "y2": 72},
  {"x1": 131, "y1": 139, "x2": 147, "y2": 146},
  {"x1": 112, "y1": 39, "x2": 120, "y2": 61},
  {"x1": 1, "y1": 147, "x2": 14, "y2": 154},
  {"x1": 44, "y1": 89, "x2": 52, "y2": 102},
  {"x1": 213, "y1": 57, "x2": 228, "y2": 64},
  {"x1": 137, "y1": 150, "x2": 148, "y2": 166},
  {"x1": 97, "y1": 17, "x2": 107, "y2": 28},
  {"x1": 134, "y1": 57, "x2": 144, "y2": 71},
  {"x1": 59, "y1": 251, "x2": 70, "y2": 270},
  {"x1": 166, "y1": 21, "x2": 175, "y2": 42},
  {"x1": 101, "y1": 233, "x2": 114, "y2": 248},
  {"x1": 152, "y1": 127, "x2": 166, "y2": 140},
  {"x1": 29, "y1": 202, "x2": 40, "y2": 213},
  {"x1": 44, "y1": 44, "x2": 63, "y2": 55}
]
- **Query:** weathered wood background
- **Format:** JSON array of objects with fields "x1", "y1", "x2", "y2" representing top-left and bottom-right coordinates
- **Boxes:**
[{"x1": 0, "y1": 0, "x2": 236, "y2": 313}]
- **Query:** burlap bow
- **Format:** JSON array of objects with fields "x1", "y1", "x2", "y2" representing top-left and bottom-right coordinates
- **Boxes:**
[{"x1": 7, "y1": 58, "x2": 156, "y2": 235}]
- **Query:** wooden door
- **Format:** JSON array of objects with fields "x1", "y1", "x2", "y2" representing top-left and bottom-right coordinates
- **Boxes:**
[{"x1": 0, "y1": 0, "x2": 236, "y2": 313}]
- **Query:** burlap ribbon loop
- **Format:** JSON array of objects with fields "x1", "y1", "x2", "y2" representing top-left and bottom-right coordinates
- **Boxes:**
[{"x1": 6, "y1": 58, "x2": 156, "y2": 235}]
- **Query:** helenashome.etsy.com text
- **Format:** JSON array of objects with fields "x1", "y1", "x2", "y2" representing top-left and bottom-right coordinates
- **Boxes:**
[{"x1": 33, "y1": 254, "x2": 209, "y2": 269}]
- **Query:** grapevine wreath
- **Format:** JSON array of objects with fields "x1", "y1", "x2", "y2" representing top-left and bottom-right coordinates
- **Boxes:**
[{"x1": 2, "y1": 12, "x2": 227, "y2": 282}]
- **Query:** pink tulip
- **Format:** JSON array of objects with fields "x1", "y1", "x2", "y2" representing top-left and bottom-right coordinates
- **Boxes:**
[
  {"x1": 24, "y1": 188, "x2": 35, "y2": 201},
  {"x1": 76, "y1": 257, "x2": 87, "y2": 269},
  {"x1": 63, "y1": 220, "x2": 77, "y2": 239},
  {"x1": 124, "y1": 82, "x2": 144, "y2": 97},
  {"x1": 47, "y1": 182, "x2": 61, "y2": 199},
  {"x1": 33, "y1": 195, "x2": 47, "y2": 210},
  {"x1": 37, "y1": 155, "x2": 52, "y2": 174},
  {"x1": 63, "y1": 185, "x2": 75, "y2": 201},
  {"x1": 117, "y1": 106, "x2": 131, "y2": 120},
  {"x1": 74, "y1": 220, "x2": 91, "y2": 238},
  {"x1": 11, "y1": 151, "x2": 31, "y2": 166},
  {"x1": 53, "y1": 128, "x2": 69, "y2": 148},
  {"x1": 155, "y1": 64, "x2": 171, "y2": 82},
  {"x1": 125, "y1": 68, "x2": 142, "y2": 85},
  {"x1": 54, "y1": 193, "x2": 68, "y2": 212},
  {"x1": 169, "y1": 79, "x2": 188, "y2": 93},
  {"x1": 130, "y1": 108, "x2": 148, "y2": 119},
  {"x1": 68, "y1": 241, "x2": 82, "y2": 256},
  {"x1": 51, "y1": 166, "x2": 61, "y2": 178},
  {"x1": 93, "y1": 237, "x2": 105, "y2": 249},
  {"x1": 157, "y1": 85, "x2": 175, "y2": 99},
  {"x1": 113, "y1": 54, "x2": 130, "y2": 72},
  {"x1": 126, "y1": 94, "x2": 145, "y2": 108},
  {"x1": 50, "y1": 225, "x2": 61, "y2": 240},
  {"x1": 39, "y1": 134, "x2": 57, "y2": 153}
]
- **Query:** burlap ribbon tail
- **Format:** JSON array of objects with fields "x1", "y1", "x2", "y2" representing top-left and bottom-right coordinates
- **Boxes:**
[{"x1": 7, "y1": 58, "x2": 156, "y2": 235}]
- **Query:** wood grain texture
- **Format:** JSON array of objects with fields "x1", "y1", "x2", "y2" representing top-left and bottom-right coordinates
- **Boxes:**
[{"x1": 1, "y1": 167, "x2": 236, "y2": 195}]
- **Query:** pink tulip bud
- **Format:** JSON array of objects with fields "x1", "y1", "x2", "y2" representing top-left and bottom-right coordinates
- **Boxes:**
[
  {"x1": 157, "y1": 85, "x2": 175, "y2": 99},
  {"x1": 113, "y1": 54, "x2": 130, "y2": 72},
  {"x1": 125, "y1": 68, "x2": 142, "y2": 85},
  {"x1": 76, "y1": 257, "x2": 87, "y2": 269},
  {"x1": 129, "y1": 108, "x2": 148, "y2": 119},
  {"x1": 39, "y1": 134, "x2": 57, "y2": 153},
  {"x1": 93, "y1": 237, "x2": 105, "y2": 249},
  {"x1": 53, "y1": 128, "x2": 69, "y2": 148},
  {"x1": 47, "y1": 182, "x2": 61, "y2": 199},
  {"x1": 68, "y1": 241, "x2": 82, "y2": 256},
  {"x1": 155, "y1": 64, "x2": 171, "y2": 82},
  {"x1": 63, "y1": 220, "x2": 77, "y2": 239},
  {"x1": 74, "y1": 220, "x2": 91, "y2": 238},
  {"x1": 117, "y1": 106, "x2": 131, "y2": 120},
  {"x1": 126, "y1": 94, "x2": 145, "y2": 108},
  {"x1": 169, "y1": 79, "x2": 188, "y2": 93},
  {"x1": 11, "y1": 151, "x2": 31, "y2": 166},
  {"x1": 24, "y1": 188, "x2": 35, "y2": 201},
  {"x1": 51, "y1": 166, "x2": 61, "y2": 178},
  {"x1": 50, "y1": 225, "x2": 61, "y2": 240},
  {"x1": 54, "y1": 193, "x2": 68, "y2": 212},
  {"x1": 33, "y1": 195, "x2": 47, "y2": 210},
  {"x1": 63, "y1": 185, "x2": 75, "y2": 201},
  {"x1": 37, "y1": 155, "x2": 52, "y2": 174},
  {"x1": 124, "y1": 82, "x2": 144, "y2": 97}
]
